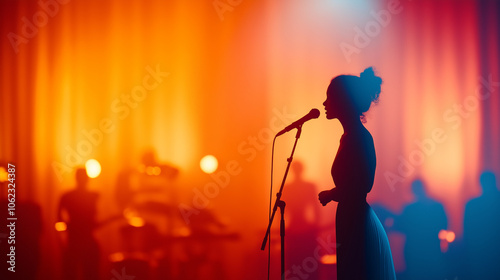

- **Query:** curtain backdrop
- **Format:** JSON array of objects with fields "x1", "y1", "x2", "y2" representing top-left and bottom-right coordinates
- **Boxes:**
[{"x1": 1, "y1": 0, "x2": 499, "y2": 278}]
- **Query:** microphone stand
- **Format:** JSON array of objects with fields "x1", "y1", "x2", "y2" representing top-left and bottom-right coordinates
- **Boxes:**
[{"x1": 261, "y1": 125, "x2": 302, "y2": 280}]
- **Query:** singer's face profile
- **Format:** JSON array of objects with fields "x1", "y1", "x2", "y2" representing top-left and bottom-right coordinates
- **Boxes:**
[
  {"x1": 323, "y1": 94, "x2": 334, "y2": 119},
  {"x1": 324, "y1": 83, "x2": 342, "y2": 120},
  {"x1": 324, "y1": 77, "x2": 357, "y2": 121}
]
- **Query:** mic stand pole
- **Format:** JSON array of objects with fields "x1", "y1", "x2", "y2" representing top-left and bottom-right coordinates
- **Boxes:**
[{"x1": 261, "y1": 125, "x2": 302, "y2": 280}]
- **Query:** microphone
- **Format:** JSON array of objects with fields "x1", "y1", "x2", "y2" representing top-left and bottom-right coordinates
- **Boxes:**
[{"x1": 276, "y1": 108, "x2": 320, "y2": 136}]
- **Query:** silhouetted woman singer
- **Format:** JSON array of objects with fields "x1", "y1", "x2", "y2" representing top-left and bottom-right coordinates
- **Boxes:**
[{"x1": 318, "y1": 67, "x2": 396, "y2": 280}]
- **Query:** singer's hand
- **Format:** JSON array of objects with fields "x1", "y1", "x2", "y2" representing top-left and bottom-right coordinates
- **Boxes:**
[{"x1": 318, "y1": 190, "x2": 333, "y2": 206}]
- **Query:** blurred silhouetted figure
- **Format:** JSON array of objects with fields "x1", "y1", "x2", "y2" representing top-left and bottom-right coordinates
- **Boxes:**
[
  {"x1": 283, "y1": 161, "x2": 321, "y2": 279},
  {"x1": 115, "y1": 167, "x2": 135, "y2": 212},
  {"x1": 318, "y1": 67, "x2": 396, "y2": 279},
  {"x1": 58, "y1": 168, "x2": 100, "y2": 280},
  {"x1": 393, "y1": 179, "x2": 447, "y2": 280},
  {"x1": 464, "y1": 171, "x2": 500, "y2": 280}
]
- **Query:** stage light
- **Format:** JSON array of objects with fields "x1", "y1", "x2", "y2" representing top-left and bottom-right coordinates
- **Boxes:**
[
  {"x1": 55, "y1": 222, "x2": 67, "y2": 232},
  {"x1": 85, "y1": 159, "x2": 101, "y2": 178},
  {"x1": 438, "y1": 229, "x2": 447, "y2": 240},
  {"x1": 320, "y1": 254, "x2": 337, "y2": 264},
  {"x1": 200, "y1": 155, "x2": 218, "y2": 174},
  {"x1": 152, "y1": 166, "x2": 161, "y2": 176},
  {"x1": 175, "y1": 226, "x2": 191, "y2": 237},
  {"x1": 438, "y1": 229, "x2": 456, "y2": 243},
  {"x1": 123, "y1": 208, "x2": 145, "y2": 227},
  {"x1": 129, "y1": 217, "x2": 145, "y2": 227},
  {"x1": 0, "y1": 167, "x2": 7, "y2": 183},
  {"x1": 446, "y1": 231, "x2": 456, "y2": 243},
  {"x1": 108, "y1": 252, "x2": 125, "y2": 263}
]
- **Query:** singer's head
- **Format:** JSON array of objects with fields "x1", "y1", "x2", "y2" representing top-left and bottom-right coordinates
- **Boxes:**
[{"x1": 323, "y1": 67, "x2": 382, "y2": 123}]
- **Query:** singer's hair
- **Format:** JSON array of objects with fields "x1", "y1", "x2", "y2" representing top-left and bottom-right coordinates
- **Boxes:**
[{"x1": 328, "y1": 67, "x2": 382, "y2": 122}]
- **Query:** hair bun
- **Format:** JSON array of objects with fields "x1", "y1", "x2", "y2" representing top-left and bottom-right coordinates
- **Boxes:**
[{"x1": 359, "y1": 67, "x2": 382, "y2": 103}]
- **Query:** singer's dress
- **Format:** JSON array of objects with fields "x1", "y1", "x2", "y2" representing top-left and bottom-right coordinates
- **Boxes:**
[{"x1": 331, "y1": 127, "x2": 396, "y2": 280}]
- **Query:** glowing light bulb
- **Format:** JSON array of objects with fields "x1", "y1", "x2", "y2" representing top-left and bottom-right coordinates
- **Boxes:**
[
  {"x1": 152, "y1": 166, "x2": 161, "y2": 176},
  {"x1": 438, "y1": 229, "x2": 447, "y2": 240},
  {"x1": 85, "y1": 159, "x2": 101, "y2": 178},
  {"x1": 55, "y1": 222, "x2": 67, "y2": 232},
  {"x1": 446, "y1": 231, "x2": 456, "y2": 243},
  {"x1": 0, "y1": 167, "x2": 7, "y2": 183},
  {"x1": 109, "y1": 252, "x2": 125, "y2": 263},
  {"x1": 200, "y1": 155, "x2": 218, "y2": 174},
  {"x1": 320, "y1": 254, "x2": 337, "y2": 264},
  {"x1": 129, "y1": 217, "x2": 145, "y2": 227}
]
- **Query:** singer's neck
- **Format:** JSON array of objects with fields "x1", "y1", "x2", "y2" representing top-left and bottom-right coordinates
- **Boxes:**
[{"x1": 338, "y1": 116, "x2": 363, "y2": 134}]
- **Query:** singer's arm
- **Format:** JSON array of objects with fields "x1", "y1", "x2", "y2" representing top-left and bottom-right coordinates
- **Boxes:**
[{"x1": 318, "y1": 187, "x2": 344, "y2": 206}]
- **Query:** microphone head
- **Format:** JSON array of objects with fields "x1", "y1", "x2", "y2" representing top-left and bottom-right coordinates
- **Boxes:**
[{"x1": 310, "y1": 108, "x2": 320, "y2": 119}]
